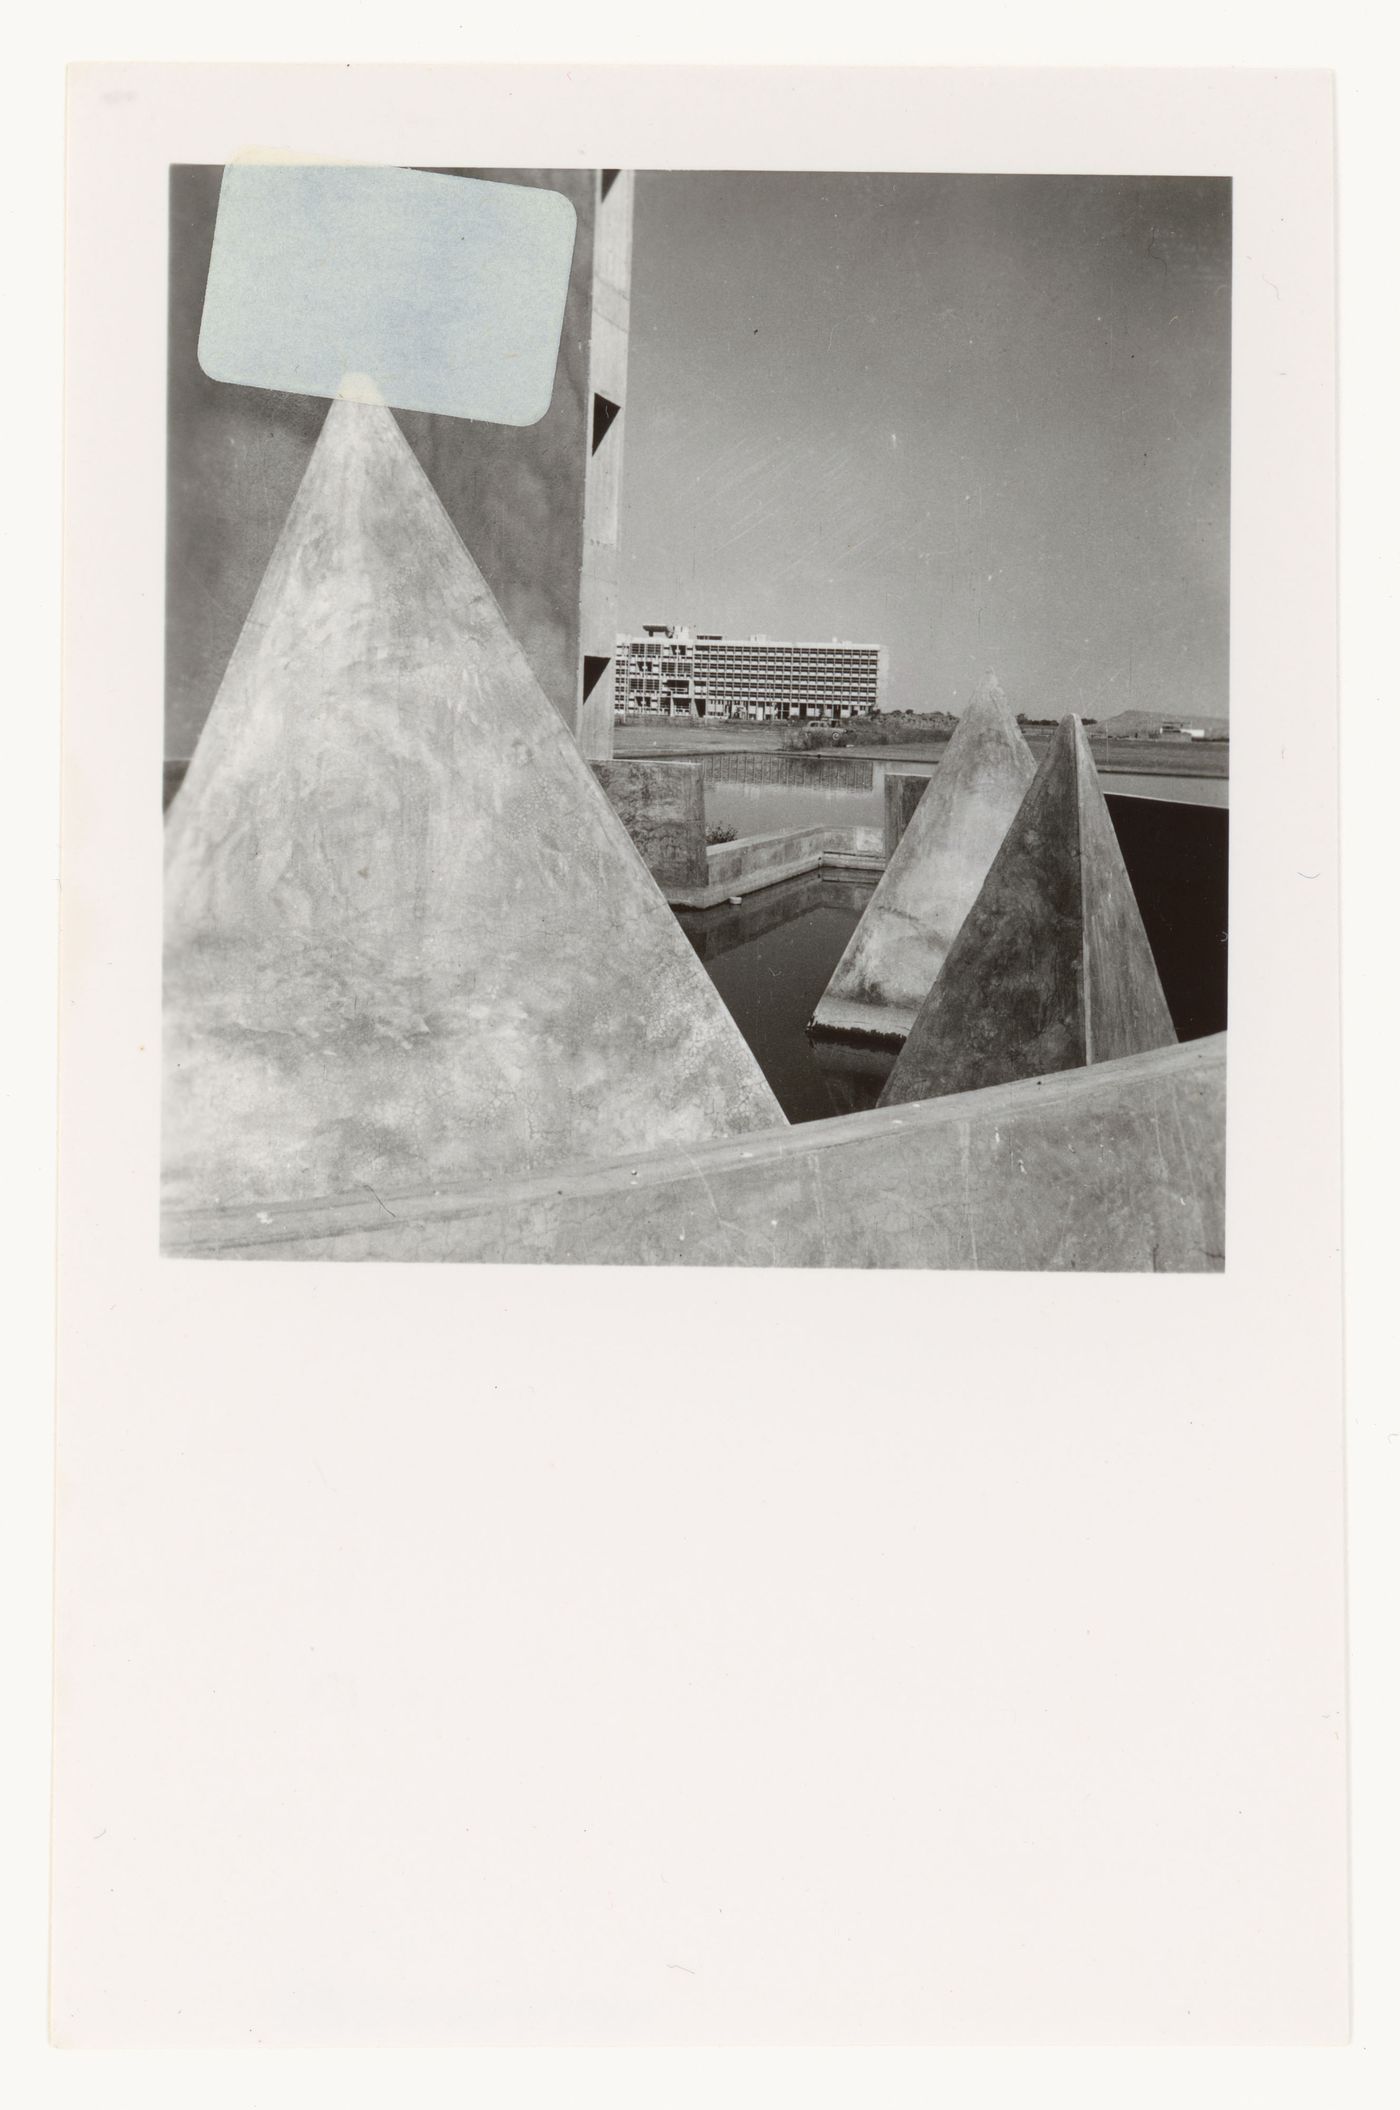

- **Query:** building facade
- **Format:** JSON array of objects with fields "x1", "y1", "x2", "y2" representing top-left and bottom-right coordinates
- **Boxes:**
[{"x1": 613, "y1": 625, "x2": 883, "y2": 722}]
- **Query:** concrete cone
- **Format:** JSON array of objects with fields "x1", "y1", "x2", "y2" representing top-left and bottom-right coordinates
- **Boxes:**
[
  {"x1": 809, "y1": 674, "x2": 1036, "y2": 1044},
  {"x1": 879, "y1": 714, "x2": 1177, "y2": 1106},
  {"x1": 163, "y1": 393, "x2": 783, "y2": 1210}
]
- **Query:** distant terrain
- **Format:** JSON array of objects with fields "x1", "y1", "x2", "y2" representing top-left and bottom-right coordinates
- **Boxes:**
[
  {"x1": 1089, "y1": 708, "x2": 1230, "y2": 740},
  {"x1": 614, "y1": 714, "x2": 1229, "y2": 776}
]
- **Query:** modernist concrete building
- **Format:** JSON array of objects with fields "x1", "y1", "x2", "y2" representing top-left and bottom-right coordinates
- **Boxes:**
[
  {"x1": 166, "y1": 165, "x2": 632, "y2": 781},
  {"x1": 613, "y1": 625, "x2": 883, "y2": 722}
]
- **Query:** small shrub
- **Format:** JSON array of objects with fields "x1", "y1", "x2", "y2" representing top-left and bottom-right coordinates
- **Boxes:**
[
  {"x1": 706, "y1": 822, "x2": 738, "y2": 845},
  {"x1": 843, "y1": 715, "x2": 953, "y2": 747}
]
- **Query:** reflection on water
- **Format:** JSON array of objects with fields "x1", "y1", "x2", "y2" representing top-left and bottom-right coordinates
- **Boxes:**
[
  {"x1": 807, "y1": 1034, "x2": 897, "y2": 1117},
  {"x1": 699, "y1": 753, "x2": 925, "y2": 840},
  {"x1": 677, "y1": 873, "x2": 887, "y2": 1122}
]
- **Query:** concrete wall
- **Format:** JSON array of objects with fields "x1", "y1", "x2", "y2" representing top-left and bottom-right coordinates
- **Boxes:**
[
  {"x1": 166, "y1": 165, "x2": 624, "y2": 760},
  {"x1": 699, "y1": 824, "x2": 884, "y2": 883},
  {"x1": 680, "y1": 871, "x2": 875, "y2": 963},
  {"x1": 591, "y1": 759, "x2": 707, "y2": 888},
  {"x1": 884, "y1": 770, "x2": 928, "y2": 858},
  {"x1": 163, "y1": 1035, "x2": 1226, "y2": 1271},
  {"x1": 670, "y1": 823, "x2": 885, "y2": 908}
]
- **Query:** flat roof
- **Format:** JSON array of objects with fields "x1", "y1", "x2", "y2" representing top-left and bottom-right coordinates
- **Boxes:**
[{"x1": 620, "y1": 630, "x2": 882, "y2": 650}]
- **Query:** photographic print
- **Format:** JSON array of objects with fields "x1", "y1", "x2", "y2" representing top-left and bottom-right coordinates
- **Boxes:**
[
  {"x1": 160, "y1": 164, "x2": 1229, "y2": 1269},
  {"x1": 55, "y1": 67, "x2": 1346, "y2": 2054}
]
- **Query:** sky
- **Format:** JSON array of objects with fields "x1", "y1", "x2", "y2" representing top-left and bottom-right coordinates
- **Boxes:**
[{"x1": 617, "y1": 173, "x2": 1230, "y2": 720}]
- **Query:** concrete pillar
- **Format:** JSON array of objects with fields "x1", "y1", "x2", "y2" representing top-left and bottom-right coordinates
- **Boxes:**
[
  {"x1": 578, "y1": 170, "x2": 634, "y2": 761},
  {"x1": 591, "y1": 760, "x2": 708, "y2": 888}
]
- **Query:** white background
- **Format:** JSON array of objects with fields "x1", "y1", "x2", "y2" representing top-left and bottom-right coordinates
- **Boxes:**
[{"x1": 6, "y1": 5, "x2": 1396, "y2": 2105}]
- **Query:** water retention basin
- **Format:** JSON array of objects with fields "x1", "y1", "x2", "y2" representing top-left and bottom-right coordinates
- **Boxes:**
[{"x1": 676, "y1": 793, "x2": 1228, "y2": 1123}]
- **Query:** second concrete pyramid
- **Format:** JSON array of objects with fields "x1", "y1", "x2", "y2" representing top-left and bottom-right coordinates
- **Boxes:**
[
  {"x1": 810, "y1": 675, "x2": 1036, "y2": 1044},
  {"x1": 880, "y1": 715, "x2": 1177, "y2": 1106}
]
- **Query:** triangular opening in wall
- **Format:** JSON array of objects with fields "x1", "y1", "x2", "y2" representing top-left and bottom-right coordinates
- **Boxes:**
[
  {"x1": 600, "y1": 169, "x2": 621, "y2": 200},
  {"x1": 592, "y1": 393, "x2": 622, "y2": 452},
  {"x1": 582, "y1": 654, "x2": 612, "y2": 703}
]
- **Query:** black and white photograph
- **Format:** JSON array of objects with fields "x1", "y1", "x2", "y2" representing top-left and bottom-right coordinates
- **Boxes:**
[
  {"x1": 50, "y1": 61, "x2": 1352, "y2": 2063},
  {"x1": 160, "y1": 161, "x2": 1230, "y2": 1269}
]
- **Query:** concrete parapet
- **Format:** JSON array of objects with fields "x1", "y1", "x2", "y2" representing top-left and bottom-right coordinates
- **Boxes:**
[
  {"x1": 163, "y1": 1034, "x2": 1226, "y2": 1272},
  {"x1": 666, "y1": 824, "x2": 885, "y2": 909},
  {"x1": 591, "y1": 759, "x2": 707, "y2": 888}
]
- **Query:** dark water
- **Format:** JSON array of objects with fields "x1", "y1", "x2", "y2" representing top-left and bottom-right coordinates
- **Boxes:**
[
  {"x1": 1109, "y1": 797, "x2": 1228, "y2": 1042},
  {"x1": 677, "y1": 795, "x2": 1229, "y2": 1123},
  {"x1": 677, "y1": 875, "x2": 885, "y2": 1120}
]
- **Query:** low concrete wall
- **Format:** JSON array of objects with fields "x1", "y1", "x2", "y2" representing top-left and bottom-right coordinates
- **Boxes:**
[
  {"x1": 1098, "y1": 770, "x2": 1231, "y2": 809},
  {"x1": 164, "y1": 1034, "x2": 1226, "y2": 1272},
  {"x1": 884, "y1": 771, "x2": 928, "y2": 858},
  {"x1": 667, "y1": 824, "x2": 885, "y2": 909},
  {"x1": 591, "y1": 759, "x2": 707, "y2": 887},
  {"x1": 679, "y1": 871, "x2": 875, "y2": 963}
]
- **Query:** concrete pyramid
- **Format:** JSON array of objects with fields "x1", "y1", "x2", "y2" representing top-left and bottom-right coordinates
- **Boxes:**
[
  {"x1": 879, "y1": 714, "x2": 1177, "y2": 1107},
  {"x1": 163, "y1": 393, "x2": 783, "y2": 1210},
  {"x1": 809, "y1": 674, "x2": 1036, "y2": 1044}
]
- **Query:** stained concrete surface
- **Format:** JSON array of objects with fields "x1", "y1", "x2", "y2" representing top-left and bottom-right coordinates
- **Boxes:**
[
  {"x1": 811, "y1": 676, "x2": 1037, "y2": 1043},
  {"x1": 881, "y1": 715, "x2": 1176, "y2": 1107},
  {"x1": 163, "y1": 393, "x2": 782, "y2": 1210},
  {"x1": 163, "y1": 1036, "x2": 1225, "y2": 1272},
  {"x1": 883, "y1": 770, "x2": 928, "y2": 859},
  {"x1": 198, "y1": 165, "x2": 578, "y2": 423},
  {"x1": 591, "y1": 760, "x2": 707, "y2": 888}
]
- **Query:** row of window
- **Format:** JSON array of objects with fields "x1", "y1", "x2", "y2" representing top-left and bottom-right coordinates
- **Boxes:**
[
  {"x1": 617, "y1": 686, "x2": 876, "y2": 700},
  {"x1": 615, "y1": 687, "x2": 877, "y2": 696},
  {"x1": 623, "y1": 645, "x2": 879, "y2": 664},
  {"x1": 700, "y1": 683, "x2": 877, "y2": 692},
  {"x1": 616, "y1": 701, "x2": 874, "y2": 717},
  {"x1": 699, "y1": 661, "x2": 878, "y2": 666},
  {"x1": 624, "y1": 667, "x2": 878, "y2": 681},
  {"x1": 618, "y1": 668, "x2": 876, "y2": 682}
]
